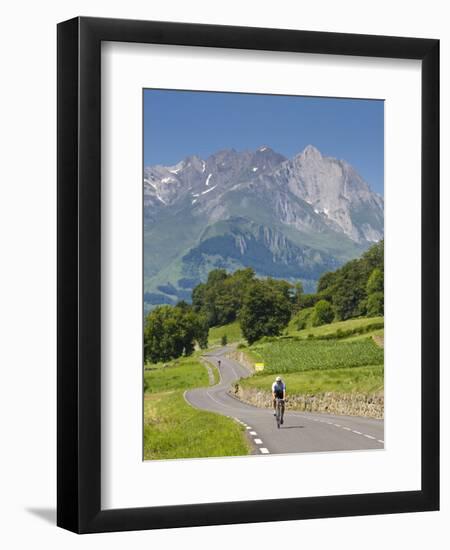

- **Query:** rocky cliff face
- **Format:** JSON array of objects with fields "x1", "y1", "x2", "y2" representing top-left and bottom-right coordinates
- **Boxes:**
[{"x1": 143, "y1": 145, "x2": 383, "y2": 306}]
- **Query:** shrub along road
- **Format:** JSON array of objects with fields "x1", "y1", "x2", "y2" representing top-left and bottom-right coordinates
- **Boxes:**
[{"x1": 185, "y1": 347, "x2": 384, "y2": 455}]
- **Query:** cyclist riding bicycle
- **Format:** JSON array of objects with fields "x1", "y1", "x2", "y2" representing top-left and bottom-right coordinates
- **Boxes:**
[{"x1": 272, "y1": 376, "x2": 286, "y2": 425}]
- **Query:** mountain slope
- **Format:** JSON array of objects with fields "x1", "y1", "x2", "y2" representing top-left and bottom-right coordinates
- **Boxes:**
[{"x1": 143, "y1": 145, "x2": 383, "y2": 307}]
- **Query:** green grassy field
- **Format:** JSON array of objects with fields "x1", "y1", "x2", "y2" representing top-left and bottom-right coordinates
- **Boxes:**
[
  {"x1": 240, "y1": 364, "x2": 384, "y2": 394},
  {"x1": 345, "y1": 328, "x2": 384, "y2": 343},
  {"x1": 143, "y1": 355, "x2": 249, "y2": 460},
  {"x1": 208, "y1": 320, "x2": 243, "y2": 346},
  {"x1": 291, "y1": 316, "x2": 384, "y2": 339}
]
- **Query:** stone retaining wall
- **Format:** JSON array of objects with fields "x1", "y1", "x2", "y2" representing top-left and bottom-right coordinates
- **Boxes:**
[
  {"x1": 232, "y1": 385, "x2": 384, "y2": 419},
  {"x1": 226, "y1": 350, "x2": 255, "y2": 372}
]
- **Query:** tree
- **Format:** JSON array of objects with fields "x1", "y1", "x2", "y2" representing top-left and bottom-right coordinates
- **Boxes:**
[
  {"x1": 366, "y1": 268, "x2": 384, "y2": 295},
  {"x1": 312, "y1": 299, "x2": 334, "y2": 326},
  {"x1": 221, "y1": 334, "x2": 228, "y2": 346},
  {"x1": 291, "y1": 281, "x2": 304, "y2": 312},
  {"x1": 365, "y1": 268, "x2": 384, "y2": 317},
  {"x1": 362, "y1": 240, "x2": 384, "y2": 274},
  {"x1": 317, "y1": 271, "x2": 337, "y2": 293},
  {"x1": 331, "y1": 259, "x2": 368, "y2": 320},
  {"x1": 191, "y1": 267, "x2": 255, "y2": 327},
  {"x1": 366, "y1": 291, "x2": 384, "y2": 316},
  {"x1": 239, "y1": 280, "x2": 291, "y2": 344},
  {"x1": 144, "y1": 305, "x2": 208, "y2": 363}
]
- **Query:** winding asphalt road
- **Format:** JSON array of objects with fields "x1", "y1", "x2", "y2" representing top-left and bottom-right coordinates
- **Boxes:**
[{"x1": 185, "y1": 347, "x2": 384, "y2": 455}]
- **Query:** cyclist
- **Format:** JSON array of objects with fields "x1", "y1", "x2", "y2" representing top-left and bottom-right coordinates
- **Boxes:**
[
  {"x1": 272, "y1": 376, "x2": 286, "y2": 424},
  {"x1": 218, "y1": 359, "x2": 221, "y2": 368}
]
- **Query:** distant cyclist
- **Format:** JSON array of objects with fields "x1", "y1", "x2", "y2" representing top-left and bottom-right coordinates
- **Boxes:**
[
  {"x1": 218, "y1": 359, "x2": 221, "y2": 368},
  {"x1": 272, "y1": 376, "x2": 286, "y2": 424}
]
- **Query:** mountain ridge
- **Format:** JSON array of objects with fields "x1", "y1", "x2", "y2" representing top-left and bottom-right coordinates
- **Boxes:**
[{"x1": 143, "y1": 145, "x2": 383, "y2": 308}]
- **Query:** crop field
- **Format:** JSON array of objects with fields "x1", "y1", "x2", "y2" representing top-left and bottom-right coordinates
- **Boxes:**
[{"x1": 249, "y1": 337, "x2": 384, "y2": 374}]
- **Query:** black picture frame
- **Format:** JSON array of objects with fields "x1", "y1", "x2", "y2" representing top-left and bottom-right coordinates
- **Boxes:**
[{"x1": 57, "y1": 16, "x2": 439, "y2": 534}]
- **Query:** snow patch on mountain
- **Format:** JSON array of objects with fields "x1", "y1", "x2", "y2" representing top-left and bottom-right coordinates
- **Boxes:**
[{"x1": 201, "y1": 185, "x2": 216, "y2": 195}]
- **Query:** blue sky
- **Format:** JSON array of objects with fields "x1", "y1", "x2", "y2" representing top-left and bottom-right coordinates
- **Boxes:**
[{"x1": 143, "y1": 89, "x2": 384, "y2": 195}]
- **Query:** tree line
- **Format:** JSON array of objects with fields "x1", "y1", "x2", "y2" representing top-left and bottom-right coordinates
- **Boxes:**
[{"x1": 144, "y1": 241, "x2": 384, "y2": 362}]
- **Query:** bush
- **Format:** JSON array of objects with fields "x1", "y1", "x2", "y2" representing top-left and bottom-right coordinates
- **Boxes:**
[
  {"x1": 293, "y1": 307, "x2": 314, "y2": 330},
  {"x1": 312, "y1": 300, "x2": 335, "y2": 327},
  {"x1": 298, "y1": 293, "x2": 321, "y2": 308},
  {"x1": 221, "y1": 334, "x2": 228, "y2": 346}
]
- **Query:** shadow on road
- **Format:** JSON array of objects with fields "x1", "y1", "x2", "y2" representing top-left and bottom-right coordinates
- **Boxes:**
[{"x1": 281, "y1": 425, "x2": 305, "y2": 429}]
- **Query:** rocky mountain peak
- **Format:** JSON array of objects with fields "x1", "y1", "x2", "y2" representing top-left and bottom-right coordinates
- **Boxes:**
[
  {"x1": 144, "y1": 145, "x2": 383, "y2": 244},
  {"x1": 300, "y1": 144, "x2": 322, "y2": 159}
]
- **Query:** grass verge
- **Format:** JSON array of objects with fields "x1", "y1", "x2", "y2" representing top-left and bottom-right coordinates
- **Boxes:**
[
  {"x1": 144, "y1": 355, "x2": 249, "y2": 460},
  {"x1": 144, "y1": 356, "x2": 209, "y2": 394},
  {"x1": 240, "y1": 364, "x2": 384, "y2": 395},
  {"x1": 144, "y1": 392, "x2": 250, "y2": 460}
]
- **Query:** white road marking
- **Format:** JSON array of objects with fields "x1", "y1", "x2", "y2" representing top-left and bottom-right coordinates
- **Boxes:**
[
  {"x1": 342, "y1": 427, "x2": 351, "y2": 431},
  {"x1": 378, "y1": 440, "x2": 384, "y2": 444},
  {"x1": 364, "y1": 434, "x2": 376, "y2": 440},
  {"x1": 249, "y1": 431, "x2": 257, "y2": 436},
  {"x1": 334, "y1": 424, "x2": 341, "y2": 427},
  {"x1": 259, "y1": 448, "x2": 270, "y2": 454},
  {"x1": 254, "y1": 439, "x2": 263, "y2": 444},
  {"x1": 228, "y1": 362, "x2": 238, "y2": 380},
  {"x1": 246, "y1": 427, "x2": 252, "y2": 430},
  {"x1": 205, "y1": 390, "x2": 229, "y2": 408},
  {"x1": 353, "y1": 430, "x2": 362, "y2": 435}
]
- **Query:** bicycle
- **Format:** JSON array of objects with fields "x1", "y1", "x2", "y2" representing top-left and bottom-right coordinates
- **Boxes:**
[{"x1": 275, "y1": 397, "x2": 285, "y2": 429}]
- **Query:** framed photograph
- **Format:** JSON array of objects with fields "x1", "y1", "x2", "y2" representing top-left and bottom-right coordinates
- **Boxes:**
[{"x1": 57, "y1": 17, "x2": 439, "y2": 533}]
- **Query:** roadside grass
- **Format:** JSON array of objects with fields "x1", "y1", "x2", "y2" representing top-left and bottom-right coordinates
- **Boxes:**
[
  {"x1": 208, "y1": 320, "x2": 243, "y2": 346},
  {"x1": 240, "y1": 364, "x2": 384, "y2": 395},
  {"x1": 209, "y1": 362, "x2": 221, "y2": 385},
  {"x1": 248, "y1": 337, "x2": 383, "y2": 374},
  {"x1": 144, "y1": 356, "x2": 209, "y2": 394},
  {"x1": 144, "y1": 391, "x2": 250, "y2": 460},
  {"x1": 144, "y1": 354, "x2": 249, "y2": 459}
]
